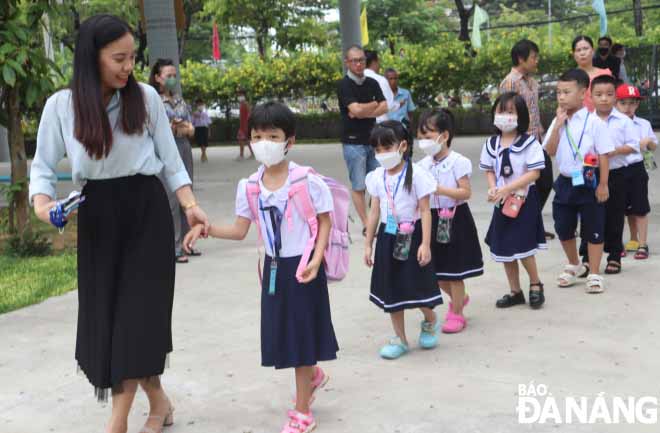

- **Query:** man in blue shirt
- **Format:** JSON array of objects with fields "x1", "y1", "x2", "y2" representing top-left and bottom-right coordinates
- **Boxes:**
[{"x1": 385, "y1": 68, "x2": 416, "y2": 124}]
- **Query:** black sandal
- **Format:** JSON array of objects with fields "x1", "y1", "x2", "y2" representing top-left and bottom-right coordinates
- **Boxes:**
[
  {"x1": 495, "y1": 291, "x2": 526, "y2": 308},
  {"x1": 604, "y1": 261, "x2": 621, "y2": 274},
  {"x1": 188, "y1": 248, "x2": 202, "y2": 257},
  {"x1": 529, "y1": 282, "x2": 545, "y2": 309},
  {"x1": 175, "y1": 254, "x2": 189, "y2": 264}
]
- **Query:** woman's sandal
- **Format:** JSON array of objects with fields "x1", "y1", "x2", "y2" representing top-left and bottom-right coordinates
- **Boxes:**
[
  {"x1": 140, "y1": 405, "x2": 174, "y2": 433},
  {"x1": 634, "y1": 245, "x2": 649, "y2": 260},
  {"x1": 557, "y1": 263, "x2": 589, "y2": 287},
  {"x1": 604, "y1": 261, "x2": 621, "y2": 274},
  {"x1": 175, "y1": 254, "x2": 189, "y2": 264},
  {"x1": 586, "y1": 274, "x2": 605, "y2": 294}
]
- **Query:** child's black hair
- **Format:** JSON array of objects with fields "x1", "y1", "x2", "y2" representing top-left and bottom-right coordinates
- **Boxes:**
[
  {"x1": 491, "y1": 92, "x2": 530, "y2": 135},
  {"x1": 369, "y1": 120, "x2": 414, "y2": 193},
  {"x1": 559, "y1": 68, "x2": 590, "y2": 89},
  {"x1": 590, "y1": 74, "x2": 617, "y2": 91},
  {"x1": 247, "y1": 102, "x2": 296, "y2": 138},
  {"x1": 418, "y1": 108, "x2": 456, "y2": 148}
]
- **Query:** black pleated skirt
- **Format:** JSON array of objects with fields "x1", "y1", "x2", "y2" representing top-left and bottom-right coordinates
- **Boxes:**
[
  {"x1": 76, "y1": 175, "x2": 175, "y2": 401},
  {"x1": 485, "y1": 186, "x2": 547, "y2": 262},
  {"x1": 261, "y1": 254, "x2": 339, "y2": 369},
  {"x1": 370, "y1": 221, "x2": 443, "y2": 313},
  {"x1": 431, "y1": 203, "x2": 484, "y2": 281}
]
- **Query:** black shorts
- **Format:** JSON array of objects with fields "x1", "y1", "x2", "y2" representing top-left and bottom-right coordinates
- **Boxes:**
[{"x1": 624, "y1": 161, "x2": 650, "y2": 216}]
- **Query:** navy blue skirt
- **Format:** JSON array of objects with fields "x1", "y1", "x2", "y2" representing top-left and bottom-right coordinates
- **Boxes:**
[
  {"x1": 371, "y1": 221, "x2": 443, "y2": 312},
  {"x1": 431, "y1": 203, "x2": 484, "y2": 281},
  {"x1": 261, "y1": 254, "x2": 339, "y2": 369},
  {"x1": 485, "y1": 186, "x2": 547, "y2": 262}
]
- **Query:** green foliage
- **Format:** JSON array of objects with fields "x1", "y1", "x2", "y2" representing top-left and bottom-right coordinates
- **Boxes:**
[
  {"x1": 177, "y1": 52, "x2": 343, "y2": 104},
  {"x1": 3, "y1": 230, "x2": 52, "y2": 257},
  {"x1": 204, "y1": 0, "x2": 334, "y2": 57},
  {"x1": 365, "y1": 0, "x2": 445, "y2": 53},
  {"x1": 0, "y1": 252, "x2": 77, "y2": 314}
]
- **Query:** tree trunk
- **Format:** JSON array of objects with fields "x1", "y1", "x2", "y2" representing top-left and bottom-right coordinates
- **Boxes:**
[
  {"x1": 6, "y1": 86, "x2": 29, "y2": 234},
  {"x1": 633, "y1": 0, "x2": 643, "y2": 36},
  {"x1": 388, "y1": 39, "x2": 396, "y2": 56},
  {"x1": 256, "y1": 33, "x2": 266, "y2": 59},
  {"x1": 454, "y1": 0, "x2": 475, "y2": 42}
]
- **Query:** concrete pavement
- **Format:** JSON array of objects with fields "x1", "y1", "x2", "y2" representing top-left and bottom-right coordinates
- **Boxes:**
[{"x1": 1, "y1": 138, "x2": 660, "y2": 433}]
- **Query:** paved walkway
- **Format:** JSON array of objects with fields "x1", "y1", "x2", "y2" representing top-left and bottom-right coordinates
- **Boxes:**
[{"x1": 1, "y1": 138, "x2": 660, "y2": 432}]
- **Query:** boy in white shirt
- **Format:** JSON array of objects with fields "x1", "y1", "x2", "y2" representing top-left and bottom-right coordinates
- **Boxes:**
[
  {"x1": 543, "y1": 69, "x2": 614, "y2": 293},
  {"x1": 579, "y1": 75, "x2": 639, "y2": 274},
  {"x1": 616, "y1": 84, "x2": 657, "y2": 259}
]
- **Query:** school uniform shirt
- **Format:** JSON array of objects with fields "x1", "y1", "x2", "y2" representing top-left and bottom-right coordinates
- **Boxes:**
[
  {"x1": 627, "y1": 115, "x2": 658, "y2": 165},
  {"x1": 29, "y1": 82, "x2": 191, "y2": 202},
  {"x1": 479, "y1": 134, "x2": 546, "y2": 194},
  {"x1": 599, "y1": 108, "x2": 639, "y2": 170},
  {"x1": 365, "y1": 162, "x2": 437, "y2": 224},
  {"x1": 235, "y1": 162, "x2": 333, "y2": 258},
  {"x1": 542, "y1": 107, "x2": 615, "y2": 177},
  {"x1": 419, "y1": 151, "x2": 472, "y2": 209}
]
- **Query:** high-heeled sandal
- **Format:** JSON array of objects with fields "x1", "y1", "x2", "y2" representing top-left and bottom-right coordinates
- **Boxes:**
[{"x1": 140, "y1": 405, "x2": 174, "y2": 433}]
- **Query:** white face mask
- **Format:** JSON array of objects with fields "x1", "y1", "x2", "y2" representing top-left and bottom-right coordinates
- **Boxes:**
[
  {"x1": 252, "y1": 140, "x2": 287, "y2": 167},
  {"x1": 376, "y1": 145, "x2": 404, "y2": 170},
  {"x1": 494, "y1": 113, "x2": 518, "y2": 133},
  {"x1": 418, "y1": 137, "x2": 444, "y2": 157}
]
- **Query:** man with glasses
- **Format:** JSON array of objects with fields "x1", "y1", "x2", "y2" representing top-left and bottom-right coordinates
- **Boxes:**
[{"x1": 337, "y1": 45, "x2": 388, "y2": 235}]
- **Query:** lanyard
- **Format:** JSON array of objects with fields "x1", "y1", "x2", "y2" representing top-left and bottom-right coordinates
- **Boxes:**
[
  {"x1": 565, "y1": 113, "x2": 590, "y2": 162},
  {"x1": 384, "y1": 161, "x2": 407, "y2": 219},
  {"x1": 431, "y1": 155, "x2": 452, "y2": 211},
  {"x1": 259, "y1": 198, "x2": 287, "y2": 259}
]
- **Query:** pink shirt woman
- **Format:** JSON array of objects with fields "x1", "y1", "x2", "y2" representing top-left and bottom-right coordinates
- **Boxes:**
[{"x1": 572, "y1": 35, "x2": 612, "y2": 112}]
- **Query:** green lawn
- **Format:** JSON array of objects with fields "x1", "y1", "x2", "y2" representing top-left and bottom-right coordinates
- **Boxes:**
[{"x1": 0, "y1": 252, "x2": 77, "y2": 314}]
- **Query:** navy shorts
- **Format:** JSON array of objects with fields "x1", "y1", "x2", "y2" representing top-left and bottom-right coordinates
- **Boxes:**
[
  {"x1": 552, "y1": 176, "x2": 605, "y2": 244},
  {"x1": 624, "y1": 162, "x2": 650, "y2": 216}
]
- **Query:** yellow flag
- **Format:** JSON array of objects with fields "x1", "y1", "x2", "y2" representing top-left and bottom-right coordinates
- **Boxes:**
[{"x1": 360, "y1": 5, "x2": 369, "y2": 46}]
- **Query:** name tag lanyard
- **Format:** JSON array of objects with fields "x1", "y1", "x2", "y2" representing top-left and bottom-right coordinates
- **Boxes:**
[
  {"x1": 384, "y1": 161, "x2": 408, "y2": 233},
  {"x1": 565, "y1": 113, "x2": 590, "y2": 163},
  {"x1": 259, "y1": 198, "x2": 287, "y2": 295}
]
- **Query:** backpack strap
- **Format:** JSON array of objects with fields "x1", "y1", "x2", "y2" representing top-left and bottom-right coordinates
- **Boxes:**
[
  {"x1": 287, "y1": 166, "x2": 320, "y2": 283},
  {"x1": 245, "y1": 170, "x2": 264, "y2": 284}
]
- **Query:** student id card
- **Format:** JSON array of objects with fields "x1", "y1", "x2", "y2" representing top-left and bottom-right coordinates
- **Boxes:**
[
  {"x1": 571, "y1": 169, "x2": 584, "y2": 187},
  {"x1": 268, "y1": 260, "x2": 278, "y2": 295},
  {"x1": 385, "y1": 213, "x2": 398, "y2": 235}
]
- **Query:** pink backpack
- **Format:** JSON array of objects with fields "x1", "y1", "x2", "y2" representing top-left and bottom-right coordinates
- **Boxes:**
[{"x1": 245, "y1": 165, "x2": 350, "y2": 283}]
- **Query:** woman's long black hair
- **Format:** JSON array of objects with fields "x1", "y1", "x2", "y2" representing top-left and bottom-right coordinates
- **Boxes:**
[
  {"x1": 71, "y1": 14, "x2": 146, "y2": 160},
  {"x1": 369, "y1": 120, "x2": 414, "y2": 193}
]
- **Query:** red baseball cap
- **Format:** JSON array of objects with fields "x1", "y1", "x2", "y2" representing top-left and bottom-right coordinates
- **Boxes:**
[{"x1": 616, "y1": 84, "x2": 642, "y2": 100}]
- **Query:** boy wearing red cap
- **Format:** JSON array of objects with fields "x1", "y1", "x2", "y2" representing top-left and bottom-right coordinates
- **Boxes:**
[
  {"x1": 616, "y1": 84, "x2": 658, "y2": 259},
  {"x1": 579, "y1": 74, "x2": 639, "y2": 276}
]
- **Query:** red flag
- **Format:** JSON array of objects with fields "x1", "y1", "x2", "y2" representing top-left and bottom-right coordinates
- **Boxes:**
[{"x1": 212, "y1": 22, "x2": 221, "y2": 61}]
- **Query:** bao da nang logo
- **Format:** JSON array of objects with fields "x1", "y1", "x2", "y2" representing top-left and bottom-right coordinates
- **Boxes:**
[{"x1": 517, "y1": 382, "x2": 658, "y2": 425}]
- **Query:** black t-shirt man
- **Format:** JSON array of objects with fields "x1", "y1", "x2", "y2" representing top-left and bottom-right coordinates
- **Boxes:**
[
  {"x1": 337, "y1": 75, "x2": 385, "y2": 144},
  {"x1": 593, "y1": 54, "x2": 621, "y2": 79}
]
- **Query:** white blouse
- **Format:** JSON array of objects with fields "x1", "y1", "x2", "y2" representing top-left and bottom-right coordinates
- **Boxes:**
[{"x1": 365, "y1": 162, "x2": 437, "y2": 224}]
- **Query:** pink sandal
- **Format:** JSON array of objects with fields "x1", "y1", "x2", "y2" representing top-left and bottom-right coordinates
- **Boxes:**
[
  {"x1": 442, "y1": 311, "x2": 466, "y2": 333},
  {"x1": 280, "y1": 410, "x2": 316, "y2": 433},
  {"x1": 446, "y1": 294, "x2": 470, "y2": 319}
]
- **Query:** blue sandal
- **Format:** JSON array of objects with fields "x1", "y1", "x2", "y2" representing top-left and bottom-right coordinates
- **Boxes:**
[{"x1": 380, "y1": 337, "x2": 409, "y2": 359}]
